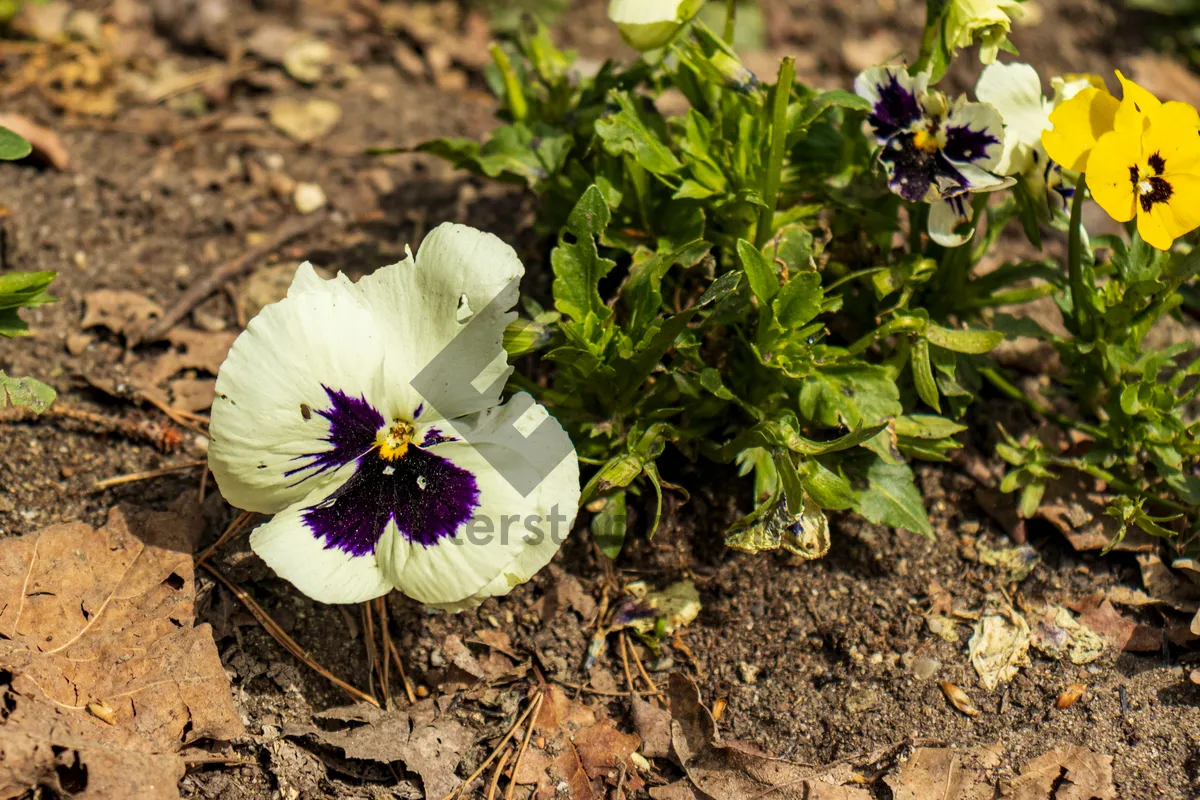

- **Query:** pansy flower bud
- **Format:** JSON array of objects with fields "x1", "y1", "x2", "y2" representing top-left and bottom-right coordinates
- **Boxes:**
[{"x1": 944, "y1": 0, "x2": 1024, "y2": 65}]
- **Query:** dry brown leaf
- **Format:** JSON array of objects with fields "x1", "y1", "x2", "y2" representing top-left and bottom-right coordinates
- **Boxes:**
[
  {"x1": 0, "y1": 113, "x2": 70, "y2": 170},
  {"x1": 1037, "y1": 478, "x2": 1154, "y2": 553},
  {"x1": 128, "y1": 328, "x2": 236, "y2": 412},
  {"x1": 664, "y1": 674, "x2": 869, "y2": 800},
  {"x1": 884, "y1": 746, "x2": 999, "y2": 800},
  {"x1": 1003, "y1": 745, "x2": 1115, "y2": 799},
  {"x1": 1068, "y1": 594, "x2": 1161, "y2": 652},
  {"x1": 82, "y1": 290, "x2": 164, "y2": 340},
  {"x1": 295, "y1": 699, "x2": 474, "y2": 800},
  {"x1": 1137, "y1": 553, "x2": 1200, "y2": 613},
  {"x1": 0, "y1": 507, "x2": 243, "y2": 799},
  {"x1": 539, "y1": 565, "x2": 597, "y2": 623},
  {"x1": 632, "y1": 695, "x2": 672, "y2": 759}
]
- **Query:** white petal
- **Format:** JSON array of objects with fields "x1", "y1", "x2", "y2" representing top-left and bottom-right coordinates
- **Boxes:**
[
  {"x1": 854, "y1": 66, "x2": 930, "y2": 119},
  {"x1": 209, "y1": 270, "x2": 396, "y2": 514},
  {"x1": 249, "y1": 474, "x2": 395, "y2": 604},
  {"x1": 928, "y1": 198, "x2": 974, "y2": 247},
  {"x1": 378, "y1": 393, "x2": 580, "y2": 609},
  {"x1": 358, "y1": 223, "x2": 524, "y2": 422},
  {"x1": 975, "y1": 62, "x2": 1052, "y2": 175},
  {"x1": 942, "y1": 97, "x2": 1007, "y2": 173}
]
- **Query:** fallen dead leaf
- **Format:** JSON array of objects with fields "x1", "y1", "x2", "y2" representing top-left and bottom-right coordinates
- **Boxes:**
[
  {"x1": 129, "y1": 327, "x2": 236, "y2": 412},
  {"x1": 968, "y1": 595, "x2": 1031, "y2": 691},
  {"x1": 662, "y1": 673, "x2": 870, "y2": 800},
  {"x1": 1027, "y1": 604, "x2": 1104, "y2": 664},
  {"x1": 885, "y1": 745, "x2": 1000, "y2": 800},
  {"x1": 632, "y1": 695, "x2": 672, "y2": 759},
  {"x1": 0, "y1": 113, "x2": 70, "y2": 170},
  {"x1": 0, "y1": 506, "x2": 243, "y2": 799},
  {"x1": 82, "y1": 290, "x2": 164, "y2": 340},
  {"x1": 289, "y1": 699, "x2": 474, "y2": 800},
  {"x1": 1003, "y1": 745, "x2": 1116, "y2": 799},
  {"x1": 1138, "y1": 553, "x2": 1200, "y2": 613},
  {"x1": 1037, "y1": 478, "x2": 1154, "y2": 553},
  {"x1": 1068, "y1": 594, "x2": 1161, "y2": 652}
]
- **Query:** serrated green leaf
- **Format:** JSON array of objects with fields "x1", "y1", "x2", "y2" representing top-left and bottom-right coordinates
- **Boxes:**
[
  {"x1": 925, "y1": 324, "x2": 1004, "y2": 354},
  {"x1": 0, "y1": 126, "x2": 31, "y2": 161},
  {"x1": 853, "y1": 460, "x2": 933, "y2": 538},
  {"x1": 551, "y1": 186, "x2": 616, "y2": 323},
  {"x1": 595, "y1": 92, "x2": 683, "y2": 176},
  {"x1": 0, "y1": 371, "x2": 56, "y2": 414}
]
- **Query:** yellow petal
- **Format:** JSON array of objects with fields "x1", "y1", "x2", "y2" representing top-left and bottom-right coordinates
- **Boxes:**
[
  {"x1": 1141, "y1": 101, "x2": 1200, "y2": 174},
  {"x1": 1113, "y1": 71, "x2": 1162, "y2": 137},
  {"x1": 1042, "y1": 87, "x2": 1120, "y2": 172},
  {"x1": 1139, "y1": 172, "x2": 1200, "y2": 250},
  {"x1": 1085, "y1": 128, "x2": 1139, "y2": 223}
]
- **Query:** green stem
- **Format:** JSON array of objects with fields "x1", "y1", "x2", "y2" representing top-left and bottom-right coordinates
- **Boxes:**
[
  {"x1": 825, "y1": 265, "x2": 891, "y2": 292},
  {"x1": 754, "y1": 57, "x2": 795, "y2": 250},
  {"x1": 979, "y1": 366, "x2": 1105, "y2": 439},
  {"x1": 1066, "y1": 183, "x2": 1091, "y2": 339},
  {"x1": 911, "y1": 0, "x2": 943, "y2": 75},
  {"x1": 1050, "y1": 457, "x2": 1190, "y2": 515},
  {"x1": 847, "y1": 316, "x2": 924, "y2": 356},
  {"x1": 723, "y1": 0, "x2": 737, "y2": 44}
]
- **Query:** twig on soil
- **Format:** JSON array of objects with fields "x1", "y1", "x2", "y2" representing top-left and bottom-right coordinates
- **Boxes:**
[
  {"x1": 503, "y1": 691, "x2": 541, "y2": 800},
  {"x1": 375, "y1": 596, "x2": 392, "y2": 710},
  {"x1": 485, "y1": 746, "x2": 512, "y2": 800},
  {"x1": 90, "y1": 460, "x2": 207, "y2": 492},
  {"x1": 442, "y1": 691, "x2": 543, "y2": 800},
  {"x1": 618, "y1": 631, "x2": 636, "y2": 696},
  {"x1": 140, "y1": 393, "x2": 210, "y2": 438},
  {"x1": 0, "y1": 402, "x2": 187, "y2": 452},
  {"x1": 194, "y1": 509, "x2": 255, "y2": 567},
  {"x1": 362, "y1": 601, "x2": 379, "y2": 700},
  {"x1": 549, "y1": 678, "x2": 660, "y2": 698},
  {"x1": 138, "y1": 212, "x2": 327, "y2": 344},
  {"x1": 200, "y1": 561, "x2": 379, "y2": 707},
  {"x1": 385, "y1": 628, "x2": 418, "y2": 705},
  {"x1": 625, "y1": 636, "x2": 663, "y2": 701}
]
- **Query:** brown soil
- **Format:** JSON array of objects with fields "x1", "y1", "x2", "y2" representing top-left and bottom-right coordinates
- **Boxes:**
[{"x1": 2, "y1": 0, "x2": 1199, "y2": 798}]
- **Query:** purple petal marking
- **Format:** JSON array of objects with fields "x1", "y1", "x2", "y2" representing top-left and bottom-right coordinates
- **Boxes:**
[
  {"x1": 879, "y1": 133, "x2": 937, "y2": 202},
  {"x1": 421, "y1": 427, "x2": 456, "y2": 447},
  {"x1": 867, "y1": 71, "x2": 923, "y2": 140},
  {"x1": 285, "y1": 386, "x2": 383, "y2": 484},
  {"x1": 303, "y1": 447, "x2": 479, "y2": 554},
  {"x1": 941, "y1": 124, "x2": 999, "y2": 165}
]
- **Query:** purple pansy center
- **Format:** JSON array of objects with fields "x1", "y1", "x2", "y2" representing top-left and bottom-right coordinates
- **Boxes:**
[{"x1": 287, "y1": 386, "x2": 477, "y2": 556}]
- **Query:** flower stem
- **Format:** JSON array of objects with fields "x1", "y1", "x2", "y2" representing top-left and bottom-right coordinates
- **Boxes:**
[
  {"x1": 1066, "y1": 183, "x2": 1091, "y2": 339},
  {"x1": 754, "y1": 56, "x2": 795, "y2": 250},
  {"x1": 723, "y1": 0, "x2": 737, "y2": 44},
  {"x1": 490, "y1": 43, "x2": 527, "y2": 122}
]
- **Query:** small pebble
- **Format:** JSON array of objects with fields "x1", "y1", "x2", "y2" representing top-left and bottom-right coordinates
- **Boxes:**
[
  {"x1": 293, "y1": 182, "x2": 327, "y2": 215},
  {"x1": 912, "y1": 656, "x2": 940, "y2": 681},
  {"x1": 738, "y1": 661, "x2": 759, "y2": 684}
]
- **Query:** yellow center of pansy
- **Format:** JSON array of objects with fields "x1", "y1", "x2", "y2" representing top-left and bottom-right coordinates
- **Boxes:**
[
  {"x1": 377, "y1": 420, "x2": 416, "y2": 461},
  {"x1": 913, "y1": 128, "x2": 942, "y2": 153}
]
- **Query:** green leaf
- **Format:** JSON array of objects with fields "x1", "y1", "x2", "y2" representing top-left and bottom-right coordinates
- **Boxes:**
[
  {"x1": 0, "y1": 126, "x2": 31, "y2": 161},
  {"x1": 0, "y1": 371, "x2": 56, "y2": 414},
  {"x1": 643, "y1": 461, "x2": 666, "y2": 539},
  {"x1": 853, "y1": 460, "x2": 933, "y2": 538},
  {"x1": 736, "y1": 238, "x2": 778, "y2": 303},
  {"x1": 0, "y1": 271, "x2": 57, "y2": 310},
  {"x1": 771, "y1": 272, "x2": 822, "y2": 330},
  {"x1": 787, "y1": 89, "x2": 870, "y2": 140},
  {"x1": 925, "y1": 324, "x2": 1004, "y2": 354},
  {"x1": 595, "y1": 92, "x2": 683, "y2": 177},
  {"x1": 892, "y1": 414, "x2": 967, "y2": 439},
  {"x1": 592, "y1": 491, "x2": 628, "y2": 559},
  {"x1": 799, "y1": 363, "x2": 902, "y2": 428},
  {"x1": 551, "y1": 186, "x2": 616, "y2": 322},
  {"x1": 797, "y1": 459, "x2": 855, "y2": 511},
  {"x1": 911, "y1": 337, "x2": 940, "y2": 412}
]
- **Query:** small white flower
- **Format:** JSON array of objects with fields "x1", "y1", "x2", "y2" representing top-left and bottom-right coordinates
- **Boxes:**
[
  {"x1": 208, "y1": 223, "x2": 580, "y2": 610},
  {"x1": 608, "y1": 0, "x2": 704, "y2": 52}
]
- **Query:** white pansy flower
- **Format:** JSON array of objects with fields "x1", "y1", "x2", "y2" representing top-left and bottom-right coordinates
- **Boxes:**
[
  {"x1": 608, "y1": 0, "x2": 704, "y2": 52},
  {"x1": 208, "y1": 223, "x2": 580, "y2": 610}
]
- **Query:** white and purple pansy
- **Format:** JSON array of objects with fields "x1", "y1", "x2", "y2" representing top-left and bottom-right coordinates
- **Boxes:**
[
  {"x1": 208, "y1": 223, "x2": 580, "y2": 610},
  {"x1": 855, "y1": 65, "x2": 1015, "y2": 246}
]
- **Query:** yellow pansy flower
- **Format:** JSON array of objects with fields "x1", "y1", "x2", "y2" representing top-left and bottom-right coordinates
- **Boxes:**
[
  {"x1": 1041, "y1": 72, "x2": 1159, "y2": 174},
  {"x1": 1087, "y1": 100, "x2": 1200, "y2": 250}
]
